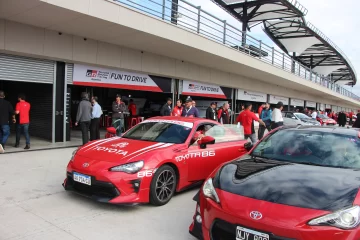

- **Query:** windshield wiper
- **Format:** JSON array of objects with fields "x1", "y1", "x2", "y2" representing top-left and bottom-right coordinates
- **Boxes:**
[
  {"x1": 292, "y1": 161, "x2": 326, "y2": 167},
  {"x1": 251, "y1": 154, "x2": 272, "y2": 163}
]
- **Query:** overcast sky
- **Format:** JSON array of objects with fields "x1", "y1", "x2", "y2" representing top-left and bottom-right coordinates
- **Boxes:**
[{"x1": 192, "y1": 0, "x2": 360, "y2": 95}]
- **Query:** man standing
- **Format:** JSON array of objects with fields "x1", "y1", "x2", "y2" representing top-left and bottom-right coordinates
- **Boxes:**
[
  {"x1": 218, "y1": 103, "x2": 230, "y2": 124},
  {"x1": 349, "y1": 111, "x2": 353, "y2": 125},
  {"x1": 171, "y1": 99, "x2": 183, "y2": 116},
  {"x1": 182, "y1": 97, "x2": 199, "y2": 117},
  {"x1": 191, "y1": 100, "x2": 200, "y2": 117},
  {"x1": 90, "y1": 96, "x2": 102, "y2": 141},
  {"x1": 271, "y1": 102, "x2": 284, "y2": 129},
  {"x1": 112, "y1": 94, "x2": 127, "y2": 135},
  {"x1": 338, "y1": 111, "x2": 347, "y2": 127},
  {"x1": 258, "y1": 103, "x2": 272, "y2": 140},
  {"x1": 0, "y1": 90, "x2": 15, "y2": 153},
  {"x1": 75, "y1": 92, "x2": 92, "y2": 145},
  {"x1": 206, "y1": 102, "x2": 217, "y2": 121},
  {"x1": 128, "y1": 99, "x2": 137, "y2": 116},
  {"x1": 311, "y1": 110, "x2": 317, "y2": 119},
  {"x1": 160, "y1": 98, "x2": 172, "y2": 116},
  {"x1": 258, "y1": 103, "x2": 265, "y2": 116},
  {"x1": 236, "y1": 102, "x2": 265, "y2": 143},
  {"x1": 15, "y1": 94, "x2": 31, "y2": 150}
]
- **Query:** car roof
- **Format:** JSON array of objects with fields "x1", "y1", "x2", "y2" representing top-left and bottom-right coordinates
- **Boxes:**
[
  {"x1": 280, "y1": 125, "x2": 359, "y2": 136},
  {"x1": 146, "y1": 116, "x2": 216, "y2": 124}
]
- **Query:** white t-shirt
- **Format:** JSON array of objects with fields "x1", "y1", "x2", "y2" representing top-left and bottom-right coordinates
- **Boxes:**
[
  {"x1": 272, "y1": 108, "x2": 283, "y2": 123},
  {"x1": 311, "y1": 112, "x2": 317, "y2": 119}
]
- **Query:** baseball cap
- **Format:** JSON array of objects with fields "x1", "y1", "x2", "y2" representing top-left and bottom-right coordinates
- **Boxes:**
[
  {"x1": 211, "y1": 102, "x2": 216, "y2": 105},
  {"x1": 185, "y1": 97, "x2": 193, "y2": 103},
  {"x1": 116, "y1": 94, "x2": 121, "y2": 98}
]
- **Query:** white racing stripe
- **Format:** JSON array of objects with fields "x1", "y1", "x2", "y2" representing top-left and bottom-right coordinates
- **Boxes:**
[
  {"x1": 127, "y1": 143, "x2": 174, "y2": 161},
  {"x1": 124, "y1": 142, "x2": 165, "y2": 158},
  {"x1": 83, "y1": 137, "x2": 118, "y2": 152}
]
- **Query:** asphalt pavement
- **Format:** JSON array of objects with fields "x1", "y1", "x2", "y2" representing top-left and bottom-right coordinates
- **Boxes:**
[{"x1": 0, "y1": 148, "x2": 198, "y2": 240}]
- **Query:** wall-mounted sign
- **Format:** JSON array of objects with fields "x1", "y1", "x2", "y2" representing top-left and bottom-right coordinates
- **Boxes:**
[
  {"x1": 73, "y1": 64, "x2": 171, "y2": 92},
  {"x1": 237, "y1": 89, "x2": 267, "y2": 102},
  {"x1": 306, "y1": 101, "x2": 316, "y2": 108},
  {"x1": 181, "y1": 80, "x2": 232, "y2": 99},
  {"x1": 325, "y1": 104, "x2": 331, "y2": 109},
  {"x1": 290, "y1": 99, "x2": 304, "y2": 107},
  {"x1": 269, "y1": 95, "x2": 289, "y2": 105}
]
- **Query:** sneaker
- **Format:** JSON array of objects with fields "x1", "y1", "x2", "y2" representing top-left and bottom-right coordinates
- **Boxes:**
[
  {"x1": 0, "y1": 144, "x2": 4, "y2": 154},
  {"x1": 24, "y1": 145, "x2": 30, "y2": 150}
]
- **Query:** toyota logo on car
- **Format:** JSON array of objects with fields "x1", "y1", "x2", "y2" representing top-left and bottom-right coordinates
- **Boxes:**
[{"x1": 250, "y1": 211, "x2": 262, "y2": 220}]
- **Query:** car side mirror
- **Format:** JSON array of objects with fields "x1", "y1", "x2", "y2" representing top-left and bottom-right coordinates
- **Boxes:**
[
  {"x1": 244, "y1": 142, "x2": 253, "y2": 151},
  {"x1": 198, "y1": 136, "x2": 215, "y2": 149},
  {"x1": 107, "y1": 127, "x2": 117, "y2": 135}
]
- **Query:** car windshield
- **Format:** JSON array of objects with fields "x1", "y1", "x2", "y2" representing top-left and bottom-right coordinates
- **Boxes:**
[
  {"x1": 122, "y1": 120, "x2": 193, "y2": 144},
  {"x1": 252, "y1": 129, "x2": 360, "y2": 169},
  {"x1": 318, "y1": 114, "x2": 328, "y2": 119},
  {"x1": 294, "y1": 113, "x2": 311, "y2": 119}
]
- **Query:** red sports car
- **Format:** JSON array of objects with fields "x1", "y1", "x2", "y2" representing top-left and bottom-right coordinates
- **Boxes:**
[
  {"x1": 190, "y1": 126, "x2": 360, "y2": 240},
  {"x1": 316, "y1": 114, "x2": 337, "y2": 126},
  {"x1": 63, "y1": 117, "x2": 249, "y2": 206}
]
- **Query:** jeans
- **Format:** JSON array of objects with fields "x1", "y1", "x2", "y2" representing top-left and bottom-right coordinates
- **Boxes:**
[
  {"x1": 258, "y1": 124, "x2": 271, "y2": 140},
  {"x1": 245, "y1": 134, "x2": 257, "y2": 144},
  {"x1": 112, "y1": 118, "x2": 124, "y2": 136},
  {"x1": 16, "y1": 124, "x2": 30, "y2": 145},
  {"x1": 80, "y1": 121, "x2": 90, "y2": 145},
  {"x1": 90, "y1": 118, "x2": 100, "y2": 141},
  {"x1": 0, "y1": 125, "x2": 10, "y2": 147}
]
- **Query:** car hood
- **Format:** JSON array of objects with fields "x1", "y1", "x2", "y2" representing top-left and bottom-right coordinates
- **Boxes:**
[
  {"x1": 76, "y1": 137, "x2": 174, "y2": 163},
  {"x1": 301, "y1": 118, "x2": 318, "y2": 123},
  {"x1": 215, "y1": 158, "x2": 360, "y2": 211}
]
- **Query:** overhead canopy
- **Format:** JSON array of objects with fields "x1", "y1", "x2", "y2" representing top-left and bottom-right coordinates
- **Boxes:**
[
  {"x1": 211, "y1": 0, "x2": 356, "y2": 85},
  {"x1": 211, "y1": 0, "x2": 308, "y2": 30},
  {"x1": 263, "y1": 19, "x2": 356, "y2": 84}
]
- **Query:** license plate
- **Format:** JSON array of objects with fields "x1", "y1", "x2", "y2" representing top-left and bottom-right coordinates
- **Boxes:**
[
  {"x1": 73, "y1": 172, "x2": 91, "y2": 186},
  {"x1": 236, "y1": 226, "x2": 269, "y2": 240}
]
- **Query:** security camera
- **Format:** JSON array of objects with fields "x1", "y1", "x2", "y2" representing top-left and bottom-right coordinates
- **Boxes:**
[{"x1": 58, "y1": 32, "x2": 62, "y2": 35}]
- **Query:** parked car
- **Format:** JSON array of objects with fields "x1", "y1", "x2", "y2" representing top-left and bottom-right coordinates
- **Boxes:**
[
  {"x1": 282, "y1": 111, "x2": 321, "y2": 126},
  {"x1": 190, "y1": 126, "x2": 360, "y2": 240},
  {"x1": 317, "y1": 114, "x2": 337, "y2": 126},
  {"x1": 63, "y1": 117, "x2": 249, "y2": 206}
]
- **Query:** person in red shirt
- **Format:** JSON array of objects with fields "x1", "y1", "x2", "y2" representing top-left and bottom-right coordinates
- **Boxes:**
[
  {"x1": 15, "y1": 93, "x2": 31, "y2": 149},
  {"x1": 236, "y1": 103, "x2": 265, "y2": 143},
  {"x1": 258, "y1": 103, "x2": 265, "y2": 116},
  {"x1": 128, "y1": 99, "x2": 137, "y2": 116},
  {"x1": 171, "y1": 99, "x2": 183, "y2": 116}
]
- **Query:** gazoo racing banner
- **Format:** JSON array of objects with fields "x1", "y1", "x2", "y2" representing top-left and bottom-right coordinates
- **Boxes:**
[
  {"x1": 73, "y1": 64, "x2": 171, "y2": 92},
  {"x1": 181, "y1": 80, "x2": 232, "y2": 99},
  {"x1": 237, "y1": 89, "x2": 267, "y2": 102}
]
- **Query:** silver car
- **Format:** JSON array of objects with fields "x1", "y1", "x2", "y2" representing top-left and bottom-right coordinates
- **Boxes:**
[{"x1": 282, "y1": 112, "x2": 321, "y2": 126}]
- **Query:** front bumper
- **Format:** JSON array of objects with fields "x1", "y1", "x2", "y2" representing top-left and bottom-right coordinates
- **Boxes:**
[
  {"x1": 63, "y1": 161, "x2": 153, "y2": 204},
  {"x1": 194, "y1": 191, "x2": 360, "y2": 240}
]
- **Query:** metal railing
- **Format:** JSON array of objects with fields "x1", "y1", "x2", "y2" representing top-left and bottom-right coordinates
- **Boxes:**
[
  {"x1": 286, "y1": 0, "x2": 308, "y2": 15},
  {"x1": 112, "y1": 0, "x2": 359, "y2": 102}
]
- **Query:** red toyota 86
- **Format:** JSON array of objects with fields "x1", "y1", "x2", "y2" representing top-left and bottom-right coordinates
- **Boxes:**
[
  {"x1": 63, "y1": 117, "x2": 249, "y2": 206},
  {"x1": 190, "y1": 126, "x2": 360, "y2": 240}
]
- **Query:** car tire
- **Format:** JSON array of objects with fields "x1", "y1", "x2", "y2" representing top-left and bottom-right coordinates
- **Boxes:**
[{"x1": 149, "y1": 165, "x2": 177, "y2": 206}]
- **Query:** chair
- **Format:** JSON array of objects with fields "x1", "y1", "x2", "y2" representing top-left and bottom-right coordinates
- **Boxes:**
[
  {"x1": 137, "y1": 116, "x2": 144, "y2": 123},
  {"x1": 129, "y1": 117, "x2": 139, "y2": 128}
]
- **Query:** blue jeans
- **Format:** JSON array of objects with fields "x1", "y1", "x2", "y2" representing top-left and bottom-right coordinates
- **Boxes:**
[
  {"x1": 16, "y1": 124, "x2": 30, "y2": 145},
  {"x1": 0, "y1": 125, "x2": 10, "y2": 147}
]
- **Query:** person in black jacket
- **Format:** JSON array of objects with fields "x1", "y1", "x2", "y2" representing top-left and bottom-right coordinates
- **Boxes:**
[
  {"x1": 352, "y1": 113, "x2": 360, "y2": 128},
  {"x1": 160, "y1": 98, "x2": 172, "y2": 116},
  {"x1": 206, "y1": 102, "x2": 217, "y2": 121},
  {"x1": 338, "y1": 111, "x2": 347, "y2": 127}
]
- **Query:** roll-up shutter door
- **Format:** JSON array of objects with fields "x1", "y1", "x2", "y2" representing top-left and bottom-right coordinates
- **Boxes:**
[
  {"x1": 0, "y1": 53, "x2": 55, "y2": 83},
  {"x1": 66, "y1": 63, "x2": 74, "y2": 84}
]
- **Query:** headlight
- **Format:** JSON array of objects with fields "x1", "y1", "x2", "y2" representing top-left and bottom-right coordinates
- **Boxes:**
[
  {"x1": 202, "y1": 178, "x2": 220, "y2": 203},
  {"x1": 110, "y1": 160, "x2": 144, "y2": 174},
  {"x1": 70, "y1": 147, "x2": 80, "y2": 162},
  {"x1": 308, "y1": 205, "x2": 360, "y2": 229}
]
